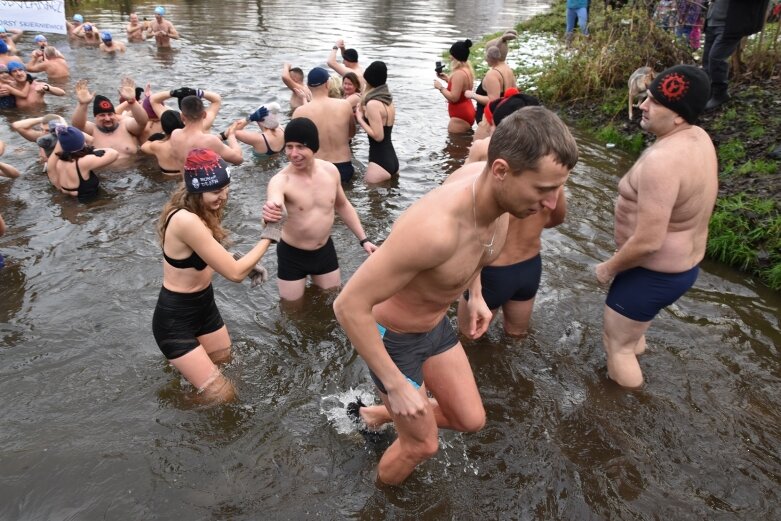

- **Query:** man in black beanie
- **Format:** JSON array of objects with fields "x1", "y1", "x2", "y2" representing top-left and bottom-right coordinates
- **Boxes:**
[
  {"x1": 595, "y1": 64, "x2": 718, "y2": 389},
  {"x1": 327, "y1": 37, "x2": 364, "y2": 87},
  {"x1": 71, "y1": 77, "x2": 148, "y2": 163},
  {"x1": 260, "y1": 117, "x2": 377, "y2": 302}
]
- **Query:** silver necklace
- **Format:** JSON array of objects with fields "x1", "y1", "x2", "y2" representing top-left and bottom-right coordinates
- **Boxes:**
[{"x1": 472, "y1": 176, "x2": 496, "y2": 256}]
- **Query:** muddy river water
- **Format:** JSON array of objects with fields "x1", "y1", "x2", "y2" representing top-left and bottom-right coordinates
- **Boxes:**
[{"x1": 0, "y1": 1, "x2": 779, "y2": 519}]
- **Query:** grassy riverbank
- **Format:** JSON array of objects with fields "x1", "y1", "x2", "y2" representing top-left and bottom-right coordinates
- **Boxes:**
[{"x1": 495, "y1": 1, "x2": 780, "y2": 289}]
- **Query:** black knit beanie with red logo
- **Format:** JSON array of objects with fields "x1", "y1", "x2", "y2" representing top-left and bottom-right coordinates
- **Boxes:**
[{"x1": 648, "y1": 65, "x2": 710, "y2": 124}]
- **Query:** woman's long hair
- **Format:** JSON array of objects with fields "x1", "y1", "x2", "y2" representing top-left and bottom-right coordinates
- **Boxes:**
[
  {"x1": 343, "y1": 72, "x2": 362, "y2": 94},
  {"x1": 56, "y1": 145, "x2": 97, "y2": 162},
  {"x1": 157, "y1": 183, "x2": 228, "y2": 247},
  {"x1": 451, "y1": 58, "x2": 475, "y2": 81}
]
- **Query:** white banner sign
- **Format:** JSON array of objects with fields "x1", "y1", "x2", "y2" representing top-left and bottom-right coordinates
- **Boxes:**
[{"x1": 0, "y1": 1, "x2": 66, "y2": 35}]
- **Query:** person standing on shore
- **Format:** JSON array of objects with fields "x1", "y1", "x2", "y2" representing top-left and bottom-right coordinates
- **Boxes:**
[{"x1": 596, "y1": 65, "x2": 717, "y2": 388}]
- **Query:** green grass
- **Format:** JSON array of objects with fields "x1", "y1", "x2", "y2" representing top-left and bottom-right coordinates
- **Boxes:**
[
  {"x1": 707, "y1": 195, "x2": 781, "y2": 289},
  {"x1": 596, "y1": 124, "x2": 644, "y2": 154},
  {"x1": 718, "y1": 140, "x2": 746, "y2": 175},
  {"x1": 735, "y1": 159, "x2": 779, "y2": 176}
]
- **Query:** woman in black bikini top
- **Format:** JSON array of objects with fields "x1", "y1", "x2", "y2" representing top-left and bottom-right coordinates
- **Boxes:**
[
  {"x1": 152, "y1": 148, "x2": 281, "y2": 404},
  {"x1": 47, "y1": 126, "x2": 118, "y2": 202}
]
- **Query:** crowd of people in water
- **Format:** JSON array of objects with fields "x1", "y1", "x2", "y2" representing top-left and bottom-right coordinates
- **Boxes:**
[{"x1": 0, "y1": 6, "x2": 720, "y2": 486}]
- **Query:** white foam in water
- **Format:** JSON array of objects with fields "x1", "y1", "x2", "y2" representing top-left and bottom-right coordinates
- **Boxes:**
[{"x1": 320, "y1": 387, "x2": 393, "y2": 436}]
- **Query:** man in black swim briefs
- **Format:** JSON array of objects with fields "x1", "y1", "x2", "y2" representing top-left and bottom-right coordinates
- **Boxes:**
[
  {"x1": 595, "y1": 65, "x2": 718, "y2": 389},
  {"x1": 261, "y1": 117, "x2": 376, "y2": 301},
  {"x1": 292, "y1": 67, "x2": 357, "y2": 183}
]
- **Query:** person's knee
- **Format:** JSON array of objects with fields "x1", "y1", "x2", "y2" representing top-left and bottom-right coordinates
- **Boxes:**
[
  {"x1": 457, "y1": 408, "x2": 486, "y2": 433},
  {"x1": 208, "y1": 347, "x2": 231, "y2": 365},
  {"x1": 606, "y1": 352, "x2": 644, "y2": 389},
  {"x1": 448, "y1": 404, "x2": 485, "y2": 432},
  {"x1": 404, "y1": 436, "x2": 440, "y2": 462},
  {"x1": 199, "y1": 372, "x2": 236, "y2": 403}
]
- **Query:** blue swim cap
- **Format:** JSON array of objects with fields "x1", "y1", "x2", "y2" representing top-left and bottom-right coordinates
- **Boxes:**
[
  {"x1": 154, "y1": 6, "x2": 166, "y2": 15},
  {"x1": 0, "y1": 26, "x2": 6, "y2": 33},
  {"x1": 7, "y1": 61, "x2": 25, "y2": 72},
  {"x1": 73, "y1": 14, "x2": 84, "y2": 23},
  {"x1": 0, "y1": 40, "x2": 7, "y2": 54},
  {"x1": 101, "y1": 31, "x2": 112, "y2": 42},
  {"x1": 34, "y1": 34, "x2": 47, "y2": 43},
  {"x1": 84, "y1": 24, "x2": 93, "y2": 32}
]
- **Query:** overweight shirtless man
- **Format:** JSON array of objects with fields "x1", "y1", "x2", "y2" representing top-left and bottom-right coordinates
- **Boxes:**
[
  {"x1": 261, "y1": 118, "x2": 377, "y2": 301},
  {"x1": 71, "y1": 78, "x2": 148, "y2": 164},
  {"x1": 333, "y1": 107, "x2": 578, "y2": 486},
  {"x1": 292, "y1": 67, "x2": 356, "y2": 183},
  {"x1": 595, "y1": 65, "x2": 718, "y2": 389}
]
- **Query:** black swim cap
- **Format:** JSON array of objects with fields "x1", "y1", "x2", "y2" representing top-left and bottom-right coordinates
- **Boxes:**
[
  {"x1": 342, "y1": 48, "x2": 358, "y2": 63},
  {"x1": 363, "y1": 61, "x2": 387, "y2": 88},
  {"x1": 284, "y1": 117, "x2": 319, "y2": 153},
  {"x1": 161, "y1": 110, "x2": 184, "y2": 135}
]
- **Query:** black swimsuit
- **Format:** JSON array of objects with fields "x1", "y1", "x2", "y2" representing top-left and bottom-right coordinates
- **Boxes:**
[
  {"x1": 162, "y1": 209, "x2": 208, "y2": 270},
  {"x1": 475, "y1": 68, "x2": 505, "y2": 124},
  {"x1": 366, "y1": 105, "x2": 399, "y2": 175},
  {"x1": 61, "y1": 158, "x2": 100, "y2": 203},
  {"x1": 260, "y1": 133, "x2": 281, "y2": 155}
]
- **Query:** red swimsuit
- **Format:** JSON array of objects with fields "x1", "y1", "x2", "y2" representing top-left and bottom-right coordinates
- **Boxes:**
[{"x1": 447, "y1": 70, "x2": 476, "y2": 125}]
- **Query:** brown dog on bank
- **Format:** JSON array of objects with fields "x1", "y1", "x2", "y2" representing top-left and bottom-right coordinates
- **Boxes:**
[{"x1": 628, "y1": 66, "x2": 655, "y2": 120}]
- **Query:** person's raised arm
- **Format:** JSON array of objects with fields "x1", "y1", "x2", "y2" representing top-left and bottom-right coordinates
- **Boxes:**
[
  {"x1": 5, "y1": 81, "x2": 29, "y2": 99},
  {"x1": 11, "y1": 116, "x2": 45, "y2": 141},
  {"x1": 72, "y1": 79, "x2": 95, "y2": 133},
  {"x1": 149, "y1": 88, "x2": 175, "y2": 117},
  {"x1": 233, "y1": 119, "x2": 263, "y2": 149},
  {"x1": 118, "y1": 77, "x2": 149, "y2": 136},
  {"x1": 201, "y1": 90, "x2": 221, "y2": 130},
  {"x1": 281, "y1": 63, "x2": 299, "y2": 91},
  {"x1": 327, "y1": 41, "x2": 350, "y2": 77},
  {"x1": 39, "y1": 83, "x2": 65, "y2": 96},
  {"x1": 84, "y1": 148, "x2": 120, "y2": 171}
]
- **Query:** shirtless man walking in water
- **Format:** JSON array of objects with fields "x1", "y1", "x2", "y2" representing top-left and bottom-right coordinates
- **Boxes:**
[
  {"x1": 262, "y1": 118, "x2": 376, "y2": 301},
  {"x1": 334, "y1": 107, "x2": 578, "y2": 485},
  {"x1": 293, "y1": 67, "x2": 356, "y2": 183},
  {"x1": 595, "y1": 65, "x2": 718, "y2": 389},
  {"x1": 71, "y1": 78, "x2": 148, "y2": 164}
]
